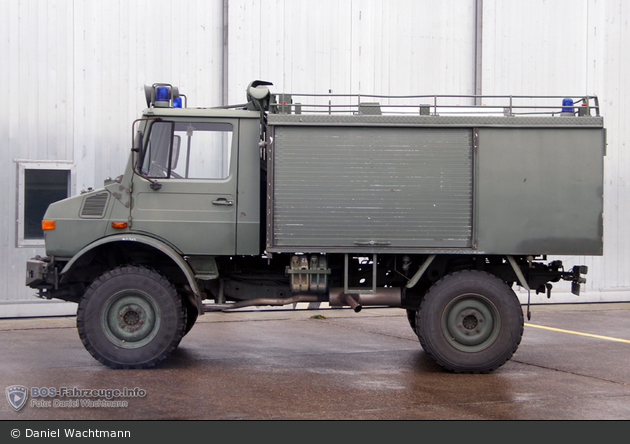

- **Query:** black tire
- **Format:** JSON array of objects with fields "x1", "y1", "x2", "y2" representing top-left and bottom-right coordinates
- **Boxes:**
[
  {"x1": 416, "y1": 270, "x2": 523, "y2": 373},
  {"x1": 183, "y1": 299, "x2": 199, "y2": 336},
  {"x1": 406, "y1": 309, "x2": 418, "y2": 335},
  {"x1": 76, "y1": 265, "x2": 186, "y2": 369}
]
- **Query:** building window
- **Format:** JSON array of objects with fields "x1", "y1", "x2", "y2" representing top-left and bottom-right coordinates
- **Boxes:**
[{"x1": 16, "y1": 161, "x2": 75, "y2": 247}]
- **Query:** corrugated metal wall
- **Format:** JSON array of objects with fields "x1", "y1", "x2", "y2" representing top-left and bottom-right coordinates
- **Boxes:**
[
  {"x1": 1, "y1": 0, "x2": 225, "y2": 316},
  {"x1": 226, "y1": 0, "x2": 477, "y2": 102},
  {"x1": 1, "y1": 0, "x2": 628, "y2": 316},
  {"x1": 481, "y1": 0, "x2": 630, "y2": 302}
]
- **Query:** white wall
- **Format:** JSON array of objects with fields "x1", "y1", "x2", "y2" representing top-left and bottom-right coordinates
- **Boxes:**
[
  {"x1": 0, "y1": 0, "x2": 224, "y2": 316},
  {"x1": 1, "y1": 0, "x2": 628, "y2": 317},
  {"x1": 227, "y1": 0, "x2": 477, "y2": 102},
  {"x1": 481, "y1": 0, "x2": 630, "y2": 302}
]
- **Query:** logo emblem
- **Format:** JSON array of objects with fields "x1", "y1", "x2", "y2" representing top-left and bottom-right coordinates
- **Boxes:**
[{"x1": 6, "y1": 386, "x2": 28, "y2": 411}]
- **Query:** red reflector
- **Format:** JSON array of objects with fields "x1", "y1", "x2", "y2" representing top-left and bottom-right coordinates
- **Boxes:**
[
  {"x1": 42, "y1": 220, "x2": 56, "y2": 230},
  {"x1": 111, "y1": 222, "x2": 128, "y2": 229}
]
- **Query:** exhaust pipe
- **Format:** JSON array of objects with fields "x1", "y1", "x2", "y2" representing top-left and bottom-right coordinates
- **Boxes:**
[
  {"x1": 328, "y1": 287, "x2": 401, "y2": 311},
  {"x1": 204, "y1": 287, "x2": 401, "y2": 312},
  {"x1": 343, "y1": 294, "x2": 362, "y2": 313},
  {"x1": 204, "y1": 295, "x2": 320, "y2": 312}
]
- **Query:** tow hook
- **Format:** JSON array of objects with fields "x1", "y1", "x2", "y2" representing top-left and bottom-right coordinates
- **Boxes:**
[{"x1": 569, "y1": 265, "x2": 588, "y2": 296}]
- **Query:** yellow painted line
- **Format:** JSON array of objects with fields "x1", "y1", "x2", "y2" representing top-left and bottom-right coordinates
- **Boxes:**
[{"x1": 525, "y1": 323, "x2": 630, "y2": 344}]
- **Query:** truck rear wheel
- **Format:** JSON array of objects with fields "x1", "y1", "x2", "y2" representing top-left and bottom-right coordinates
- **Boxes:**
[
  {"x1": 76, "y1": 265, "x2": 186, "y2": 369},
  {"x1": 416, "y1": 270, "x2": 523, "y2": 373}
]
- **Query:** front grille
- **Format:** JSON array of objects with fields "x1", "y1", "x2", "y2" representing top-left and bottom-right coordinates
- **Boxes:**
[{"x1": 80, "y1": 192, "x2": 109, "y2": 218}]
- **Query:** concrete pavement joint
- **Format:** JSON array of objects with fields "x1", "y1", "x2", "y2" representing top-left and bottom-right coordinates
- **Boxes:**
[
  {"x1": 316, "y1": 318, "x2": 421, "y2": 343},
  {"x1": 510, "y1": 359, "x2": 629, "y2": 387}
]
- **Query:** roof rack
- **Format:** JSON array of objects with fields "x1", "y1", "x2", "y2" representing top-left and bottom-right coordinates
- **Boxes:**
[{"x1": 269, "y1": 93, "x2": 600, "y2": 117}]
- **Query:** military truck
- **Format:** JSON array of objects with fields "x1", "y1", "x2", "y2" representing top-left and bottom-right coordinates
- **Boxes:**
[{"x1": 26, "y1": 81, "x2": 605, "y2": 373}]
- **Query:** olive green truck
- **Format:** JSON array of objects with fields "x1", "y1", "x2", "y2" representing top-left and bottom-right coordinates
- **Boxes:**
[{"x1": 26, "y1": 82, "x2": 606, "y2": 373}]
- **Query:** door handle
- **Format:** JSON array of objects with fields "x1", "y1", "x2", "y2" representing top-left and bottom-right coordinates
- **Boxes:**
[
  {"x1": 212, "y1": 198, "x2": 234, "y2": 206},
  {"x1": 353, "y1": 241, "x2": 391, "y2": 246}
]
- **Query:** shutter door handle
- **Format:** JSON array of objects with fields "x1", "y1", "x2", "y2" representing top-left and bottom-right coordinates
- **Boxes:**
[
  {"x1": 212, "y1": 198, "x2": 234, "y2": 206},
  {"x1": 354, "y1": 241, "x2": 391, "y2": 246}
]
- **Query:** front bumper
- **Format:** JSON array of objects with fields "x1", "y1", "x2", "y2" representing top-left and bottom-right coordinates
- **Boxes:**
[
  {"x1": 26, "y1": 256, "x2": 56, "y2": 289},
  {"x1": 26, "y1": 256, "x2": 84, "y2": 302}
]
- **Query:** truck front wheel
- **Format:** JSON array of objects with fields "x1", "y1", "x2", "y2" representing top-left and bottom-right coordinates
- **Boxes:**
[
  {"x1": 76, "y1": 265, "x2": 186, "y2": 369},
  {"x1": 416, "y1": 270, "x2": 523, "y2": 373}
]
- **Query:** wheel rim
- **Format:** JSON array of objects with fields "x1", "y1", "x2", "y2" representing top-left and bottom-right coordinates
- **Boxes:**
[
  {"x1": 102, "y1": 290, "x2": 161, "y2": 349},
  {"x1": 442, "y1": 293, "x2": 500, "y2": 352}
]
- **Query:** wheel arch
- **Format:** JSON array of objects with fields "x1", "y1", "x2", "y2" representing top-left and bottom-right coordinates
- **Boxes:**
[
  {"x1": 403, "y1": 254, "x2": 520, "y2": 307},
  {"x1": 61, "y1": 234, "x2": 203, "y2": 312}
]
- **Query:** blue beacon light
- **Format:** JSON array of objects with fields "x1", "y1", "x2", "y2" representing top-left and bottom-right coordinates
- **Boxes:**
[
  {"x1": 173, "y1": 97, "x2": 182, "y2": 108},
  {"x1": 156, "y1": 86, "x2": 169, "y2": 103},
  {"x1": 562, "y1": 98, "x2": 574, "y2": 113}
]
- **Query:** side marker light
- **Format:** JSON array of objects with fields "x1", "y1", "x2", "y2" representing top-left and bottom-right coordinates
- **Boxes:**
[{"x1": 42, "y1": 220, "x2": 56, "y2": 230}]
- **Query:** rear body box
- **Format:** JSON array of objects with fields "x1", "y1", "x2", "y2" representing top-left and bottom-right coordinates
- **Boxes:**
[{"x1": 266, "y1": 114, "x2": 605, "y2": 256}]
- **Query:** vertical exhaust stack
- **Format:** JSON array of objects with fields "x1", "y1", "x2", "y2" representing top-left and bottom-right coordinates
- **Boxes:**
[{"x1": 246, "y1": 80, "x2": 273, "y2": 111}]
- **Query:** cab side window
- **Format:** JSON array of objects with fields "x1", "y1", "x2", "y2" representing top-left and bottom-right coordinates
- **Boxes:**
[
  {"x1": 142, "y1": 121, "x2": 233, "y2": 179},
  {"x1": 142, "y1": 122, "x2": 172, "y2": 177}
]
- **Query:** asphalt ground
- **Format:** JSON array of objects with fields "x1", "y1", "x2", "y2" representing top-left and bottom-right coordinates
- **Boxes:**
[{"x1": 1, "y1": 303, "x2": 629, "y2": 422}]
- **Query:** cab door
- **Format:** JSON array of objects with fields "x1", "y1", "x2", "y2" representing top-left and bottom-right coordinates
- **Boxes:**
[{"x1": 130, "y1": 119, "x2": 238, "y2": 255}]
